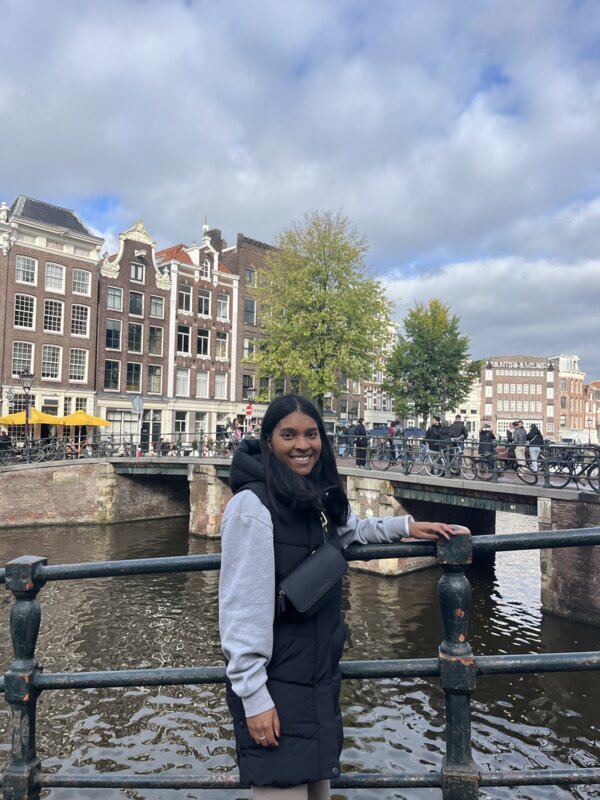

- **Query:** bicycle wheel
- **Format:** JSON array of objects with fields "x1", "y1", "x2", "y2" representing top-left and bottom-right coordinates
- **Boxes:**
[
  {"x1": 29, "y1": 446, "x2": 45, "y2": 463},
  {"x1": 546, "y1": 458, "x2": 574, "y2": 489},
  {"x1": 459, "y1": 455, "x2": 477, "y2": 480},
  {"x1": 477, "y1": 457, "x2": 495, "y2": 481},
  {"x1": 585, "y1": 464, "x2": 599, "y2": 492},
  {"x1": 399, "y1": 450, "x2": 414, "y2": 474},
  {"x1": 515, "y1": 463, "x2": 538, "y2": 485},
  {"x1": 370, "y1": 446, "x2": 392, "y2": 471},
  {"x1": 424, "y1": 453, "x2": 445, "y2": 477}
]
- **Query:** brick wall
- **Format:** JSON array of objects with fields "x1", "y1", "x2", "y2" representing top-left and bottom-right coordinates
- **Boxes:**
[
  {"x1": 0, "y1": 462, "x2": 188, "y2": 527},
  {"x1": 189, "y1": 464, "x2": 232, "y2": 537}
]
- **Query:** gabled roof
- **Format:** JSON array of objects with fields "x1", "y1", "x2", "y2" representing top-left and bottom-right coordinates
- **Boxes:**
[
  {"x1": 156, "y1": 244, "x2": 193, "y2": 265},
  {"x1": 10, "y1": 195, "x2": 93, "y2": 236}
]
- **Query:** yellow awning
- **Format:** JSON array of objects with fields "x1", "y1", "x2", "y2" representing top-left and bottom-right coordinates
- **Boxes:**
[
  {"x1": 60, "y1": 410, "x2": 110, "y2": 427},
  {"x1": 0, "y1": 408, "x2": 64, "y2": 425}
]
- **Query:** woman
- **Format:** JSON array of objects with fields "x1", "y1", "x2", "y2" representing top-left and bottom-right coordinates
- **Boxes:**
[
  {"x1": 354, "y1": 416, "x2": 368, "y2": 468},
  {"x1": 478, "y1": 423, "x2": 496, "y2": 457},
  {"x1": 526, "y1": 423, "x2": 544, "y2": 471},
  {"x1": 219, "y1": 394, "x2": 456, "y2": 798}
]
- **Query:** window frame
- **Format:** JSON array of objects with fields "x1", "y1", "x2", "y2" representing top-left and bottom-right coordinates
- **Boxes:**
[
  {"x1": 105, "y1": 318, "x2": 122, "y2": 351},
  {"x1": 177, "y1": 324, "x2": 191, "y2": 356},
  {"x1": 45, "y1": 262, "x2": 66, "y2": 293},
  {"x1": 107, "y1": 286, "x2": 123, "y2": 311},
  {"x1": 72, "y1": 269, "x2": 91, "y2": 296},
  {"x1": 41, "y1": 344, "x2": 62, "y2": 381},
  {"x1": 14, "y1": 294, "x2": 36, "y2": 330},
  {"x1": 126, "y1": 362, "x2": 142, "y2": 392},
  {"x1": 127, "y1": 322, "x2": 144, "y2": 354},
  {"x1": 43, "y1": 299, "x2": 64, "y2": 334},
  {"x1": 104, "y1": 359, "x2": 121, "y2": 391},
  {"x1": 150, "y1": 295, "x2": 164, "y2": 318},
  {"x1": 71, "y1": 304, "x2": 90, "y2": 338},
  {"x1": 148, "y1": 325, "x2": 163, "y2": 356},
  {"x1": 178, "y1": 284, "x2": 192, "y2": 313},
  {"x1": 69, "y1": 348, "x2": 88, "y2": 383},
  {"x1": 15, "y1": 255, "x2": 38, "y2": 285},
  {"x1": 129, "y1": 291, "x2": 144, "y2": 317},
  {"x1": 148, "y1": 364, "x2": 162, "y2": 395}
]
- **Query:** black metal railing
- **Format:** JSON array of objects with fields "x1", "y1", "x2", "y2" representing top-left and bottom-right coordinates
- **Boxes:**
[{"x1": 1, "y1": 529, "x2": 599, "y2": 797}]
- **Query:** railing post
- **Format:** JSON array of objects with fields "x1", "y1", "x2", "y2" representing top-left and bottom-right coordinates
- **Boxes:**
[
  {"x1": 436, "y1": 531, "x2": 479, "y2": 800},
  {"x1": 491, "y1": 441, "x2": 499, "y2": 483},
  {"x1": 542, "y1": 441, "x2": 551, "y2": 489},
  {"x1": 2, "y1": 556, "x2": 47, "y2": 800}
]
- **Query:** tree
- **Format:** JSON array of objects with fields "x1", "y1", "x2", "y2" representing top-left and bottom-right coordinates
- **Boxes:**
[
  {"x1": 383, "y1": 299, "x2": 481, "y2": 425},
  {"x1": 254, "y1": 210, "x2": 392, "y2": 411}
]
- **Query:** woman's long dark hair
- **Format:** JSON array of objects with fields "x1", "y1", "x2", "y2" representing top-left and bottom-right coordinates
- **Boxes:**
[{"x1": 260, "y1": 394, "x2": 349, "y2": 526}]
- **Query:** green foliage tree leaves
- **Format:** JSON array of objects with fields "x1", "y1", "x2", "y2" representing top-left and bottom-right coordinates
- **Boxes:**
[
  {"x1": 384, "y1": 299, "x2": 481, "y2": 424},
  {"x1": 255, "y1": 210, "x2": 392, "y2": 411}
]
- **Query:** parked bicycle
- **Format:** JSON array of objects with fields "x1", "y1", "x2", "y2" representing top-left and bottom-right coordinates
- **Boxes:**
[{"x1": 424, "y1": 440, "x2": 476, "y2": 480}]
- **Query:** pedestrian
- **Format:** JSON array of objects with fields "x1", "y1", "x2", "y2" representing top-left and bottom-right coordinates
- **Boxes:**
[
  {"x1": 526, "y1": 423, "x2": 544, "y2": 471},
  {"x1": 354, "y1": 417, "x2": 368, "y2": 468},
  {"x1": 478, "y1": 424, "x2": 496, "y2": 457},
  {"x1": 218, "y1": 393, "x2": 457, "y2": 798},
  {"x1": 505, "y1": 423, "x2": 516, "y2": 470},
  {"x1": 513, "y1": 420, "x2": 527, "y2": 466},
  {"x1": 449, "y1": 414, "x2": 468, "y2": 451},
  {"x1": 337, "y1": 423, "x2": 348, "y2": 457},
  {"x1": 425, "y1": 416, "x2": 441, "y2": 452},
  {"x1": 346, "y1": 421, "x2": 356, "y2": 457}
]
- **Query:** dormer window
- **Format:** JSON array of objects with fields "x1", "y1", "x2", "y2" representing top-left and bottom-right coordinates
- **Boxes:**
[
  {"x1": 199, "y1": 257, "x2": 210, "y2": 280},
  {"x1": 130, "y1": 262, "x2": 145, "y2": 283}
]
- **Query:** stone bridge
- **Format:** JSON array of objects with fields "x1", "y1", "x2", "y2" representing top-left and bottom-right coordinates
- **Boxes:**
[{"x1": 0, "y1": 457, "x2": 598, "y2": 626}]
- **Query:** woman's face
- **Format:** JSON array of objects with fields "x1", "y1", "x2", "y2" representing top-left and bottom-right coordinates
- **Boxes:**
[{"x1": 268, "y1": 410, "x2": 323, "y2": 476}]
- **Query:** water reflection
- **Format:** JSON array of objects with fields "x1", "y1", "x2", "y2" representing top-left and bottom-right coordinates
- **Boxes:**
[{"x1": 0, "y1": 521, "x2": 597, "y2": 799}]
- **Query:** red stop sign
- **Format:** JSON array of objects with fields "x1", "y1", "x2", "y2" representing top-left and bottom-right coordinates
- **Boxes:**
[{"x1": 245, "y1": 404, "x2": 253, "y2": 416}]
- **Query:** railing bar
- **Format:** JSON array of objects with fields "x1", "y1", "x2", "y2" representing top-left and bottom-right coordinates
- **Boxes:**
[
  {"x1": 471, "y1": 529, "x2": 600, "y2": 553},
  {"x1": 1, "y1": 530, "x2": 599, "y2": 585},
  {"x1": 23, "y1": 651, "x2": 600, "y2": 693},
  {"x1": 36, "y1": 772, "x2": 442, "y2": 789},
  {"x1": 479, "y1": 768, "x2": 600, "y2": 786},
  {"x1": 33, "y1": 767, "x2": 600, "y2": 789}
]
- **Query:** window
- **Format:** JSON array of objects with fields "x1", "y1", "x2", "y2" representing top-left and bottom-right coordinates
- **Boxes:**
[
  {"x1": 148, "y1": 326, "x2": 163, "y2": 356},
  {"x1": 243, "y1": 337, "x2": 256, "y2": 358},
  {"x1": 177, "y1": 324, "x2": 191, "y2": 354},
  {"x1": 104, "y1": 360, "x2": 120, "y2": 390},
  {"x1": 71, "y1": 305, "x2": 90, "y2": 337},
  {"x1": 243, "y1": 374, "x2": 255, "y2": 398},
  {"x1": 129, "y1": 291, "x2": 143, "y2": 316},
  {"x1": 126, "y1": 363, "x2": 142, "y2": 392},
  {"x1": 198, "y1": 289, "x2": 210, "y2": 316},
  {"x1": 16, "y1": 255, "x2": 37, "y2": 284},
  {"x1": 41, "y1": 345, "x2": 61, "y2": 379},
  {"x1": 148, "y1": 365, "x2": 162, "y2": 394},
  {"x1": 217, "y1": 292, "x2": 229, "y2": 320},
  {"x1": 244, "y1": 267, "x2": 257, "y2": 287},
  {"x1": 485, "y1": 385, "x2": 493, "y2": 397},
  {"x1": 12, "y1": 342, "x2": 33, "y2": 376},
  {"x1": 130, "y1": 262, "x2": 144, "y2": 282},
  {"x1": 215, "y1": 372, "x2": 227, "y2": 399},
  {"x1": 72, "y1": 269, "x2": 91, "y2": 295},
  {"x1": 69, "y1": 348, "x2": 88, "y2": 382},
  {"x1": 547, "y1": 387, "x2": 554, "y2": 399},
  {"x1": 128, "y1": 322, "x2": 143, "y2": 353},
  {"x1": 75, "y1": 397, "x2": 87, "y2": 411},
  {"x1": 45, "y1": 262, "x2": 65, "y2": 292},
  {"x1": 178, "y1": 284, "x2": 192, "y2": 312},
  {"x1": 43, "y1": 299, "x2": 63, "y2": 333},
  {"x1": 14, "y1": 295, "x2": 35, "y2": 328},
  {"x1": 175, "y1": 411, "x2": 187, "y2": 434},
  {"x1": 244, "y1": 297, "x2": 256, "y2": 325},
  {"x1": 107, "y1": 286, "x2": 123, "y2": 311},
  {"x1": 196, "y1": 370, "x2": 209, "y2": 398},
  {"x1": 106, "y1": 319, "x2": 122, "y2": 349},
  {"x1": 199, "y1": 258, "x2": 210, "y2": 279},
  {"x1": 215, "y1": 331, "x2": 228, "y2": 359},
  {"x1": 150, "y1": 295, "x2": 164, "y2": 318},
  {"x1": 176, "y1": 368, "x2": 190, "y2": 396},
  {"x1": 197, "y1": 328, "x2": 209, "y2": 357}
]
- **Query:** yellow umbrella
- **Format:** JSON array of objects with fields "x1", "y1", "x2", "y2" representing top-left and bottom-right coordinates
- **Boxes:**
[
  {"x1": 60, "y1": 409, "x2": 110, "y2": 427},
  {"x1": 0, "y1": 408, "x2": 64, "y2": 425}
]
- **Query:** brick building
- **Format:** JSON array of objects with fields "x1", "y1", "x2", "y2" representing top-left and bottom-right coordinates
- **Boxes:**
[
  {"x1": 0, "y1": 196, "x2": 103, "y2": 436},
  {"x1": 96, "y1": 220, "x2": 171, "y2": 444}
]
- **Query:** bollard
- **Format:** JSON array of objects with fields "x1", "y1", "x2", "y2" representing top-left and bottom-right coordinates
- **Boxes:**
[
  {"x1": 3, "y1": 556, "x2": 47, "y2": 800},
  {"x1": 436, "y1": 530, "x2": 479, "y2": 800}
]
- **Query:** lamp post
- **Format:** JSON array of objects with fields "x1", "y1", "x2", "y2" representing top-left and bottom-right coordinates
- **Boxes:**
[
  {"x1": 20, "y1": 368, "x2": 34, "y2": 463},
  {"x1": 587, "y1": 416, "x2": 593, "y2": 445}
]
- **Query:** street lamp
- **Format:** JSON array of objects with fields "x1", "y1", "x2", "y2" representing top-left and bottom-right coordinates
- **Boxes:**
[
  {"x1": 20, "y1": 368, "x2": 34, "y2": 462},
  {"x1": 586, "y1": 416, "x2": 593, "y2": 444}
]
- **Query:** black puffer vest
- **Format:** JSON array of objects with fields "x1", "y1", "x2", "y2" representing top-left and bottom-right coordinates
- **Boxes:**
[{"x1": 225, "y1": 440, "x2": 346, "y2": 788}]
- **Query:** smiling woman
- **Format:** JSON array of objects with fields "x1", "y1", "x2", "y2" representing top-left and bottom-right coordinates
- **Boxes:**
[{"x1": 218, "y1": 393, "x2": 456, "y2": 799}]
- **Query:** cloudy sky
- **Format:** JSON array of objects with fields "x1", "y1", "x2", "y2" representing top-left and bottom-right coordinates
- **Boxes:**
[{"x1": 2, "y1": 0, "x2": 600, "y2": 376}]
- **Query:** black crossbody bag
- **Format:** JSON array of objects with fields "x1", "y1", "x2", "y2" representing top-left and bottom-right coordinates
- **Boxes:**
[{"x1": 277, "y1": 511, "x2": 348, "y2": 619}]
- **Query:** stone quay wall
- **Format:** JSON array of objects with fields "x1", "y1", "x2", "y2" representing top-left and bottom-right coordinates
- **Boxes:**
[
  {"x1": 0, "y1": 461, "x2": 188, "y2": 527},
  {"x1": 539, "y1": 495, "x2": 600, "y2": 627}
]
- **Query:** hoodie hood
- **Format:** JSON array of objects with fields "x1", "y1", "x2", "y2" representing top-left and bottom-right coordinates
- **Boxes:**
[{"x1": 229, "y1": 438, "x2": 265, "y2": 494}]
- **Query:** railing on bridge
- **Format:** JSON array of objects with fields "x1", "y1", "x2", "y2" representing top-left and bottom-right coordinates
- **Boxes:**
[{"x1": 1, "y1": 528, "x2": 599, "y2": 798}]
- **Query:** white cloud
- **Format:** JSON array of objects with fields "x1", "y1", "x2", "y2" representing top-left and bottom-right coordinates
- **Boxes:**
[
  {"x1": 382, "y1": 256, "x2": 600, "y2": 378},
  {"x1": 1, "y1": 0, "x2": 600, "y2": 375}
]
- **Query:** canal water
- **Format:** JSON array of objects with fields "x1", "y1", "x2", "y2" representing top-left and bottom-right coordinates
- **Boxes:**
[{"x1": 0, "y1": 513, "x2": 598, "y2": 800}]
